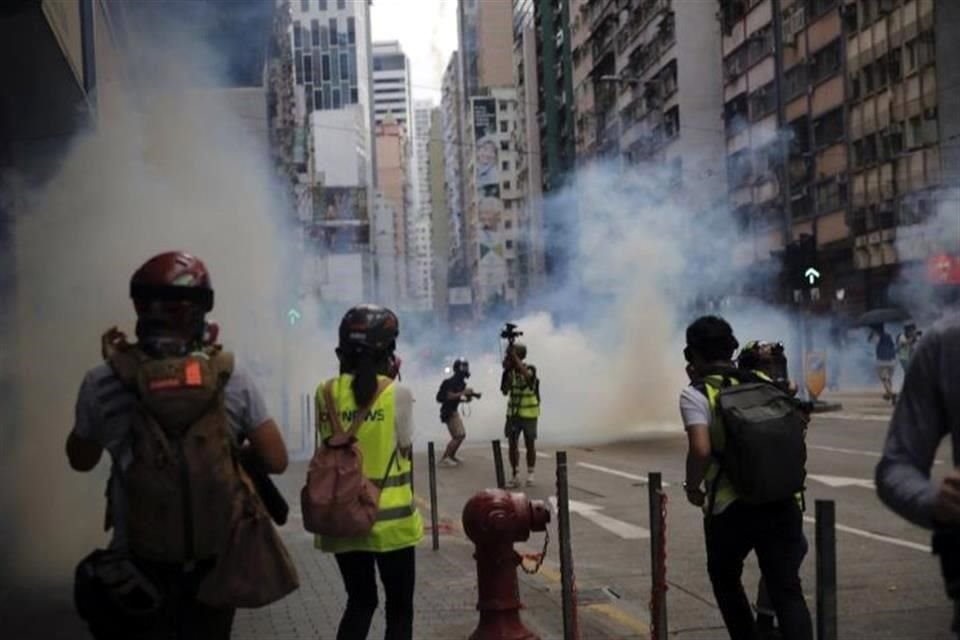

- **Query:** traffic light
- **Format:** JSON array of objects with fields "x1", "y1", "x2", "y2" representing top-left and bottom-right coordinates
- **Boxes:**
[{"x1": 782, "y1": 234, "x2": 819, "y2": 293}]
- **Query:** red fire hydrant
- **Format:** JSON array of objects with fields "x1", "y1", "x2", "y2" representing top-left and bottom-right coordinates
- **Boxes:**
[{"x1": 462, "y1": 489, "x2": 551, "y2": 640}]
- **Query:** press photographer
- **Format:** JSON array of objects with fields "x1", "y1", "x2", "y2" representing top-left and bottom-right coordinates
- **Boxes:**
[
  {"x1": 499, "y1": 323, "x2": 541, "y2": 487},
  {"x1": 436, "y1": 358, "x2": 480, "y2": 467}
]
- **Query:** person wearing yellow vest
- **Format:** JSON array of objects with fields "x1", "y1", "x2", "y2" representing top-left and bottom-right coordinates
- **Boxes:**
[
  {"x1": 315, "y1": 305, "x2": 423, "y2": 640},
  {"x1": 500, "y1": 342, "x2": 541, "y2": 487},
  {"x1": 679, "y1": 316, "x2": 812, "y2": 640}
]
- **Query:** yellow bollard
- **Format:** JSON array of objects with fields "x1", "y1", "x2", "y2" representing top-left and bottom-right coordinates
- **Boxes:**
[{"x1": 804, "y1": 351, "x2": 827, "y2": 401}]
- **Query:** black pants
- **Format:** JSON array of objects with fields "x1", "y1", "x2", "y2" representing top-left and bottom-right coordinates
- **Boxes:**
[
  {"x1": 334, "y1": 546, "x2": 416, "y2": 640},
  {"x1": 704, "y1": 499, "x2": 813, "y2": 640}
]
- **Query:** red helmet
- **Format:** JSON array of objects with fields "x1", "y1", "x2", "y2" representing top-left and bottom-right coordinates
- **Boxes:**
[
  {"x1": 130, "y1": 252, "x2": 213, "y2": 355},
  {"x1": 130, "y1": 251, "x2": 214, "y2": 312}
]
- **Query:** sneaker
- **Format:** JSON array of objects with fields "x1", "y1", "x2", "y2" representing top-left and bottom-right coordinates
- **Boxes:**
[
  {"x1": 438, "y1": 457, "x2": 458, "y2": 468},
  {"x1": 451, "y1": 455, "x2": 464, "y2": 464},
  {"x1": 525, "y1": 474, "x2": 535, "y2": 487},
  {"x1": 506, "y1": 476, "x2": 521, "y2": 488}
]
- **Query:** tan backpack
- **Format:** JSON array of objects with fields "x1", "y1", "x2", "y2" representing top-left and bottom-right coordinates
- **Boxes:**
[
  {"x1": 109, "y1": 343, "x2": 238, "y2": 563},
  {"x1": 301, "y1": 378, "x2": 396, "y2": 538}
]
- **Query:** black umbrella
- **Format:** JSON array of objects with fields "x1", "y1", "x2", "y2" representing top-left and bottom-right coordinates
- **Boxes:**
[{"x1": 856, "y1": 307, "x2": 911, "y2": 327}]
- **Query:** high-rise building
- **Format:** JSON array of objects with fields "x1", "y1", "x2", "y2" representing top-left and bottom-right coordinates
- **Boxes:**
[
  {"x1": 374, "y1": 115, "x2": 410, "y2": 304},
  {"x1": 410, "y1": 100, "x2": 436, "y2": 311},
  {"x1": 429, "y1": 107, "x2": 451, "y2": 320},
  {"x1": 719, "y1": 0, "x2": 958, "y2": 311},
  {"x1": 570, "y1": 0, "x2": 596, "y2": 160},
  {"x1": 441, "y1": 51, "x2": 473, "y2": 322},
  {"x1": 372, "y1": 41, "x2": 414, "y2": 131},
  {"x1": 289, "y1": 0, "x2": 376, "y2": 304}
]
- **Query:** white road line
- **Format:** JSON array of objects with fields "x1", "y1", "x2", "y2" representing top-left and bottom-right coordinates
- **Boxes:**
[
  {"x1": 821, "y1": 413, "x2": 892, "y2": 422},
  {"x1": 549, "y1": 496, "x2": 650, "y2": 539},
  {"x1": 809, "y1": 444, "x2": 944, "y2": 465},
  {"x1": 807, "y1": 474, "x2": 876, "y2": 490},
  {"x1": 577, "y1": 461, "x2": 672, "y2": 487},
  {"x1": 802, "y1": 516, "x2": 931, "y2": 552}
]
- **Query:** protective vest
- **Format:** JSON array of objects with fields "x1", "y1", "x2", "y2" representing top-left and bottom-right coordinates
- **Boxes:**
[
  {"x1": 314, "y1": 374, "x2": 423, "y2": 553},
  {"x1": 108, "y1": 343, "x2": 239, "y2": 563},
  {"x1": 506, "y1": 369, "x2": 540, "y2": 419},
  {"x1": 896, "y1": 336, "x2": 913, "y2": 362}
]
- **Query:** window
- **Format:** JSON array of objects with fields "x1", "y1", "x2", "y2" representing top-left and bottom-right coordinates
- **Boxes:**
[
  {"x1": 861, "y1": 0, "x2": 875, "y2": 26},
  {"x1": 727, "y1": 149, "x2": 752, "y2": 188},
  {"x1": 314, "y1": 89, "x2": 323, "y2": 110},
  {"x1": 500, "y1": 141, "x2": 509, "y2": 150},
  {"x1": 331, "y1": 52, "x2": 339, "y2": 80},
  {"x1": 300, "y1": 0, "x2": 309, "y2": 11},
  {"x1": 506, "y1": 240, "x2": 514, "y2": 249},
  {"x1": 503, "y1": 181, "x2": 511, "y2": 190},
  {"x1": 505, "y1": 220, "x2": 513, "y2": 229},
  {"x1": 310, "y1": 20, "x2": 320, "y2": 46},
  {"x1": 303, "y1": 55, "x2": 313, "y2": 82},
  {"x1": 810, "y1": 39, "x2": 841, "y2": 85},
  {"x1": 329, "y1": 19, "x2": 338, "y2": 45},
  {"x1": 350, "y1": 87, "x2": 358, "y2": 103},
  {"x1": 812, "y1": 0, "x2": 837, "y2": 17},
  {"x1": 724, "y1": 93, "x2": 748, "y2": 136},
  {"x1": 293, "y1": 21, "x2": 302, "y2": 48},
  {"x1": 746, "y1": 26, "x2": 773, "y2": 67},
  {"x1": 815, "y1": 176, "x2": 847, "y2": 213},
  {"x1": 320, "y1": 25, "x2": 328, "y2": 49},
  {"x1": 501, "y1": 160, "x2": 509, "y2": 171},
  {"x1": 813, "y1": 108, "x2": 844, "y2": 147},
  {"x1": 499, "y1": 121, "x2": 509, "y2": 133},
  {"x1": 340, "y1": 53, "x2": 349, "y2": 80},
  {"x1": 499, "y1": 102, "x2": 508, "y2": 112},
  {"x1": 664, "y1": 106, "x2": 680, "y2": 140},
  {"x1": 784, "y1": 64, "x2": 807, "y2": 101},
  {"x1": 749, "y1": 82, "x2": 776, "y2": 121},
  {"x1": 337, "y1": 0, "x2": 345, "y2": 8},
  {"x1": 321, "y1": 54, "x2": 330, "y2": 81},
  {"x1": 332, "y1": 89, "x2": 341, "y2": 109},
  {"x1": 295, "y1": 53, "x2": 303, "y2": 84},
  {"x1": 318, "y1": 0, "x2": 327, "y2": 8},
  {"x1": 323, "y1": 91, "x2": 331, "y2": 110},
  {"x1": 347, "y1": 17, "x2": 356, "y2": 44},
  {"x1": 306, "y1": 88, "x2": 314, "y2": 112}
]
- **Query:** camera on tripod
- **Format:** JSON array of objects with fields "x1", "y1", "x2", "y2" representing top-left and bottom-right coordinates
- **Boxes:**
[{"x1": 500, "y1": 322, "x2": 523, "y2": 345}]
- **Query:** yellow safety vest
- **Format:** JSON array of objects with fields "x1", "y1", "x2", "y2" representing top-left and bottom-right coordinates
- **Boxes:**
[
  {"x1": 701, "y1": 370, "x2": 803, "y2": 515},
  {"x1": 314, "y1": 374, "x2": 423, "y2": 553},
  {"x1": 507, "y1": 369, "x2": 540, "y2": 419}
]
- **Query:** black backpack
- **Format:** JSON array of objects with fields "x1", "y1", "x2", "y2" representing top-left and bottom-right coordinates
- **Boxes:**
[{"x1": 699, "y1": 369, "x2": 808, "y2": 505}]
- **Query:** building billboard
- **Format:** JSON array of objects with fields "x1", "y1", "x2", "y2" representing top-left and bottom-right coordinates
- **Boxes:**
[
  {"x1": 471, "y1": 97, "x2": 506, "y2": 306},
  {"x1": 309, "y1": 186, "x2": 369, "y2": 254}
]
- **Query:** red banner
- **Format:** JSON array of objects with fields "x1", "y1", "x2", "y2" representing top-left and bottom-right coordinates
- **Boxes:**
[{"x1": 928, "y1": 254, "x2": 960, "y2": 285}]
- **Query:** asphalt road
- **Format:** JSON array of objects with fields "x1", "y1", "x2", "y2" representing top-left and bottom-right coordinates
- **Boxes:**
[{"x1": 418, "y1": 399, "x2": 954, "y2": 639}]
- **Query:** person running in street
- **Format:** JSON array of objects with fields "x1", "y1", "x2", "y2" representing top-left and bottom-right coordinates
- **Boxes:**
[{"x1": 871, "y1": 323, "x2": 898, "y2": 403}]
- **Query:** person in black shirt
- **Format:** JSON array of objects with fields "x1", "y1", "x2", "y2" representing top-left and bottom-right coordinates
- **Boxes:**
[{"x1": 436, "y1": 359, "x2": 479, "y2": 466}]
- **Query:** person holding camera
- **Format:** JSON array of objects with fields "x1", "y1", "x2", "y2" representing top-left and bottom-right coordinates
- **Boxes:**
[
  {"x1": 436, "y1": 358, "x2": 479, "y2": 467},
  {"x1": 876, "y1": 312, "x2": 960, "y2": 636},
  {"x1": 501, "y1": 342, "x2": 540, "y2": 487}
]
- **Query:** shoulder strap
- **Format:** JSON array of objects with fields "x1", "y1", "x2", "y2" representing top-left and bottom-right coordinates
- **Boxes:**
[{"x1": 323, "y1": 377, "x2": 394, "y2": 441}]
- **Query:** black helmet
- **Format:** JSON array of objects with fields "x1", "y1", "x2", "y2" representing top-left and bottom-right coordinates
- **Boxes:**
[
  {"x1": 338, "y1": 304, "x2": 399, "y2": 353},
  {"x1": 453, "y1": 358, "x2": 470, "y2": 376}
]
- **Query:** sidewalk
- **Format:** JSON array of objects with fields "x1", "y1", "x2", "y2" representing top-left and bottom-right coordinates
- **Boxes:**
[{"x1": 236, "y1": 461, "x2": 639, "y2": 640}]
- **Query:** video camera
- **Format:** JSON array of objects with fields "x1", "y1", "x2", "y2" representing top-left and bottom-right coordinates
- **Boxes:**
[{"x1": 500, "y1": 322, "x2": 523, "y2": 345}]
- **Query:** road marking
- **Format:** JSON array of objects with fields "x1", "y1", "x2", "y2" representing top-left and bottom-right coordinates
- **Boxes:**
[
  {"x1": 823, "y1": 413, "x2": 891, "y2": 422},
  {"x1": 577, "y1": 461, "x2": 672, "y2": 487},
  {"x1": 802, "y1": 516, "x2": 931, "y2": 552},
  {"x1": 809, "y1": 444, "x2": 944, "y2": 465},
  {"x1": 548, "y1": 496, "x2": 650, "y2": 539},
  {"x1": 583, "y1": 602, "x2": 650, "y2": 634},
  {"x1": 808, "y1": 474, "x2": 875, "y2": 490}
]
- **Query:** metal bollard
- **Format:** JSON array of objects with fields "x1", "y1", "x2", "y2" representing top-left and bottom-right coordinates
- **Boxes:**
[
  {"x1": 556, "y1": 451, "x2": 578, "y2": 640},
  {"x1": 648, "y1": 472, "x2": 668, "y2": 639},
  {"x1": 428, "y1": 442, "x2": 440, "y2": 551},
  {"x1": 492, "y1": 439, "x2": 506, "y2": 489},
  {"x1": 816, "y1": 499, "x2": 837, "y2": 640}
]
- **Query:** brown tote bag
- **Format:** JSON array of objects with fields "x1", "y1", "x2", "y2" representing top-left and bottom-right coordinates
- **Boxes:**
[{"x1": 197, "y1": 467, "x2": 300, "y2": 609}]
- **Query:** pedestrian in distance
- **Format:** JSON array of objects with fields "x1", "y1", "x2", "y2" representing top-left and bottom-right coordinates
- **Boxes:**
[
  {"x1": 896, "y1": 323, "x2": 921, "y2": 376},
  {"x1": 501, "y1": 342, "x2": 541, "y2": 487},
  {"x1": 876, "y1": 312, "x2": 960, "y2": 637},
  {"x1": 67, "y1": 251, "x2": 292, "y2": 640},
  {"x1": 680, "y1": 315, "x2": 813, "y2": 640},
  {"x1": 312, "y1": 304, "x2": 423, "y2": 640},
  {"x1": 436, "y1": 358, "x2": 480, "y2": 467},
  {"x1": 870, "y1": 323, "x2": 898, "y2": 404}
]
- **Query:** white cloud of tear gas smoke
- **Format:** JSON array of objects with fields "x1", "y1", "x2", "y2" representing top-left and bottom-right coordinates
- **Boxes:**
[{"x1": 2, "y1": 23, "x2": 296, "y2": 582}]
